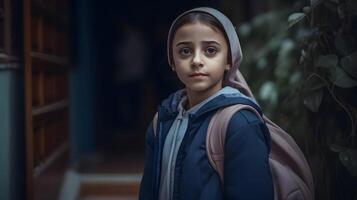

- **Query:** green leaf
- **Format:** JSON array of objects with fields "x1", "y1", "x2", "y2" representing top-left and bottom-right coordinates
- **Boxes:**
[
  {"x1": 315, "y1": 54, "x2": 339, "y2": 69},
  {"x1": 306, "y1": 74, "x2": 327, "y2": 90},
  {"x1": 303, "y1": 6, "x2": 311, "y2": 14},
  {"x1": 339, "y1": 149, "x2": 357, "y2": 176},
  {"x1": 238, "y1": 23, "x2": 252, "y2": 38},
  {"x1": 288, "y1": 13, "x2": 306, "y2": 28},
  {"x1": 338, "y1": 5, "x2": 346, "y2": 19},
  {"x1": 346, "y1": 0, "x2": 357, "y2": 15},
  {"x1": 303, "y1": 74, "x2": 326, "y2": 112},
  {"x1": 259, "y1": 81, "x2": 278, "y2": 105},
  {"x1": 333, "y1": 67, "x2": 357, "y2": 88},
  {"x1": 324, "y1": 1, "x2": 338, "y2": 12},
  {"x1": 257, "y1": 57, "x2": 267, "y2": 70},
  {"x1": 311, "y1": 0, "x2": 323, "y2": 7},
  {"x1": 289, "y1": 72, "x2": 302, "y2": 85},
  {"x1": 330, "y1": 144, "x2": 348, "y2": 153},
  {"x1": 340, "y1": 51, "x2": 357, "y2": 80},
  {"x1": 303, "y1": 89, "x2": 324, "y2": 112},
  {"x1": 335, "y1": 35, "x2": 356, "y2": 56}
]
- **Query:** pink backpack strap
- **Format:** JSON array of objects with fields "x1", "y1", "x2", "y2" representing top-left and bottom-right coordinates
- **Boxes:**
[
  {"x1": 206, "y1": 104, "x2": 262, "y2": 185},
  {"x1": 153, "y1": 112, "x2": 158, "y2": 137}
]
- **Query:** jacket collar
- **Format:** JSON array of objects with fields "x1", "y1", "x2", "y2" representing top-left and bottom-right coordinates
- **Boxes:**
[{"x1": 158, "y1": 87, "x2": 261, "y2": 121}]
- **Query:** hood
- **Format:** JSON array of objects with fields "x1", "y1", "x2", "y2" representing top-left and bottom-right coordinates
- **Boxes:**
[
  {"x1": 159, "y1": 87, "x2": 262, "y2": 121},
  {"x1": 166, "y1": 7, "x2": 256, "y2": 101}
]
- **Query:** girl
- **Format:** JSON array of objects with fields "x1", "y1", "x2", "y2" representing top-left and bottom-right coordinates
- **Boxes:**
[{"x1": 139, "y1": 7, "x2": 274, "y2": 200}]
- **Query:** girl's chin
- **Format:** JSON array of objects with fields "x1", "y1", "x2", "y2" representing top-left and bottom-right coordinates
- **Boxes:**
[
  {"x1": 185, "y1": 83, "x2": 207, "y2": 90},
  {"x1": 183, "y1": 79, "x2": 223, "y2": 94},
  {"x1": 185, "y1": 84, "x2": 216, "y2": 93}
]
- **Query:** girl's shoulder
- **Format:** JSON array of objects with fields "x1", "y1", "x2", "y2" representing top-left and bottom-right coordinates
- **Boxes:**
[
  {"x1": 229, "y1": 108, "x2": 263, "y2": 127},
  {"x1": 225, "y1": 108, "x2": 268, "y2": 141}
]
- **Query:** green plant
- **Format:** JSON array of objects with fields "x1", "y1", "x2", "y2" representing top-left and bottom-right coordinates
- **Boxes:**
[
  {"x1": 289, "y1": 0, "x2": 357, "y2": 171},
  {"x1": 234, "y1": 0, "x2": 357, "y2": 199},
  {"x1": 288, "y1": 0, "x2": 357, "y2": 199}
]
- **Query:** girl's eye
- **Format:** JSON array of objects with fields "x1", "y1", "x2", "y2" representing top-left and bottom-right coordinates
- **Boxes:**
[
  {"x1": 205, "y1": 47, "x2": 217, "y2": 55},
  {"x1": 179, "y1": 48, "x2": 191, "y2": 56}
]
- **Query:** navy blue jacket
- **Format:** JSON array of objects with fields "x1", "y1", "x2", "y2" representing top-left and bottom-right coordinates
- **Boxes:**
[{"x1": 139, "y1": 91, "x2": 274, "y2": 200}]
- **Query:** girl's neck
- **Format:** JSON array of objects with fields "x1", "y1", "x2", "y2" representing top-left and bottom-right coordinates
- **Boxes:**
[{"x1": 185, "y1": 84, "x2": 223, "y2": 110}]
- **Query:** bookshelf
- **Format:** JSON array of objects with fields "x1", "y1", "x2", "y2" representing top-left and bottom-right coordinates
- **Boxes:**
[{"x1": 23, "y1": 0, "x2": 71, "y2": 199}]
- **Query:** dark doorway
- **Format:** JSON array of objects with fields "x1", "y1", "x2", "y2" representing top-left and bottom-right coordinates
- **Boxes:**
[{"x1": 92, "y1": 0, "x2": 221, "y2": 150}]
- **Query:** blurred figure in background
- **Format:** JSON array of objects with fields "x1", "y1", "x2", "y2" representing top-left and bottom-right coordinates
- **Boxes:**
[{"x1": 114, "y1": 20, "x2": 149, "y2": 131}]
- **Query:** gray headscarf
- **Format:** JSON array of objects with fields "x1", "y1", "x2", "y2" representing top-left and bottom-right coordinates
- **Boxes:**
[{"x1": 167, "y1": 7, "x2": 255, "y2": 101}]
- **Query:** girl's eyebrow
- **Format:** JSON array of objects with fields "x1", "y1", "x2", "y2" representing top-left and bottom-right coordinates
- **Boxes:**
[
  {"x1": 201, "y1": 41, "x2": 221, "y2": 46},
  {"x1": 176, "y1": 41, "x2": 191, "y2": 47},
  {"x1": 175, "y1": 41, "x2": 221, "y2": 47}
]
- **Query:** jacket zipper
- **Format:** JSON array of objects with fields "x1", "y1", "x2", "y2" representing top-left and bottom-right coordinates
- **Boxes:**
[
  {"x1": 154, "y1": 121, "x2": 163, "y2": 199},
  {"x1": 172, "y1": 114, "x2": 192, "y2": 200}
]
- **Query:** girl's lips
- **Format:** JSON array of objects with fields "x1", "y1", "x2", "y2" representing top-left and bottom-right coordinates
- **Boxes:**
[{"x1": 189, "y1": 73, "x2": 208, "y2": 77}]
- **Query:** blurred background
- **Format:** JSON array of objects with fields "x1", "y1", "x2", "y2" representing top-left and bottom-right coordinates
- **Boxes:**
[{"x1": 0, "y1": 0, "x2": 356, "y2": 199}]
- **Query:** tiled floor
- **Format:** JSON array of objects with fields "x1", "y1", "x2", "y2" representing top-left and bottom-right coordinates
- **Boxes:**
[
  {"x1": 78, "y1": 173, "x2": 142, "y2": 200},
  {"x1": 79, "y1": 196, "x2": 137, "y2": 200},
  {"x1": 60, "y1": 132, "x2": 145, "y2": 200}
]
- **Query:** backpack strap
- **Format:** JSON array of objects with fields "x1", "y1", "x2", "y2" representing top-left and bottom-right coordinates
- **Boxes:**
[
  {"x1": 152, "y1": 105, "x2": 262, "y2": 185},
  {"x1": 153, "y1": 112, "x2": 158, "y2": 137},
  {"x1": 206, "y1": 104, "x2": 263, "y2": 185}
]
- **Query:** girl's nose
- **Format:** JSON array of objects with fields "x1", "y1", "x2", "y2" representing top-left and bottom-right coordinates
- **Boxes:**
[{"x1": 191, "y1": 50, "x2": 204, "y2": 68}]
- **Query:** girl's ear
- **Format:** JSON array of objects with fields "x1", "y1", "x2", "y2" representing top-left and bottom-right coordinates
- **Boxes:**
[{"x1": 171, "y1": 65, "x2": 176, "y2": 71}]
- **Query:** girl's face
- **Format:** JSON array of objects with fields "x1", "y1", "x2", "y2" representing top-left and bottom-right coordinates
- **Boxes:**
[{"x1": 172, "y1": 22, "x2": 230, "y2": 95}]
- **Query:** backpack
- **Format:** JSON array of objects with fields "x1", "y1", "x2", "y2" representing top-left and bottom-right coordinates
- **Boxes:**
[{"x1": 152, "y1": 104, "x2": 314, "y2": 200}]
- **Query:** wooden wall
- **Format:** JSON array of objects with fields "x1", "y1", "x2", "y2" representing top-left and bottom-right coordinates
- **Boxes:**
[{"x1": 23, "y1": 0, "x2": 71, "y2": 199}]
